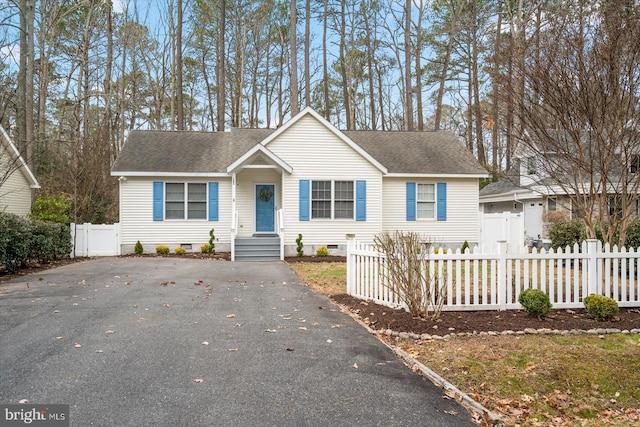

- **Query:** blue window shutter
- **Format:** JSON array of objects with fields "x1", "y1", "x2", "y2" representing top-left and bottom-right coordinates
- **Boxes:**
[
  {"x1": 299, "y1": 180, "x2": 310, "y2": 221},
  {"x1": 153, "y1": 181, "x2": 163, "y2": 221},
  {"x1": 406, "y1": 182, "x2": 416, "y2": 221},
  {"x1": 437, "y1": 182, "x2": 447, "y2": 221},
  {"x1": 356, "y1": 180, "x2": 366, "y2": 221},
  {"x1": 208, "y1": 182, "x2": 219, "y2": 221}
]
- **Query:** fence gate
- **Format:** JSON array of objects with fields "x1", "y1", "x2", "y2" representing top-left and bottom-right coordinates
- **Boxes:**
[
  {"x1": 70, "y1": 223, "x2": 121, "y2": 257},
  {"x1": 479, "y1": 212, "x2": 524, "y2": 252}
]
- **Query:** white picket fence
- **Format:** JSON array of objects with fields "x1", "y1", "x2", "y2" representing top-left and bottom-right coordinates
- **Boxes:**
[
  {"x1": 346, "y1": 239, "x2": 640, "y2": 311},
  {"x1": 70, "y1": 223, "x2": 121, "y2": 257}
]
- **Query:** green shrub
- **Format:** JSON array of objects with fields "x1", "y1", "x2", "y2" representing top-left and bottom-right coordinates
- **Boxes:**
[
  {"x1": 549, "y1": 219, "x2": 586, "y2": 249},
  {"x1": 29, "y1": 191, "x2": 71, "y2": 224},
  {"x1": 296, "y1": 234, "x2": 304, "y2": 257},
  {"x1": 461, "y1": 240, "x2": 470, "y2": 253},
  {"x1": 584, "y1": 294, "x2": 619, "y2": 321},
  {"x1": 624, "y1": 217, "x2": 640, "y2": 249},
  {"x1": 208, "y1": 229, "x2": 216, "y2": 255},
  {"x1": 316, "y1": 246, "x2": 329, "y2": 257},
  {"x1": 156, "y1": 245, "x2": 170, "y2": 255},
  {"x1": 518, "y1": 288, "x2": 552, "y2": 317},
  {"x1": 175, "y1": 246, "x2": 186, "y2": 255},
  {"x1": 134, "y1": 240, "x2": 144, "y2": 255},
  {"x1": 200, "y1": 243, "x2": 211, "y2": 253},
  {"x1": 0, "y1": 212, "x2": 71, "y2": 272}
]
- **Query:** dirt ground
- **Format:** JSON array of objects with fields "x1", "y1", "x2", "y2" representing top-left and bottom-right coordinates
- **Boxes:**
[{"x1": 331, "y1": 293, "x2": 640, "y2": 334}]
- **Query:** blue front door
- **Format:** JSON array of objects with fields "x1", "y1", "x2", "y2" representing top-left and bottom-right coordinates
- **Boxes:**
[{"x1": 255, "y1": 184, "x2": 275, "y2": 233}]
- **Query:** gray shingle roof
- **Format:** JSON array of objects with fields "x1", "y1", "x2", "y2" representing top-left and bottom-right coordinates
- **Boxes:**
[
  {"x1": 344, "y1": 130, "x2": 487, "y2": 175},
  {"x1": 112, "y1": 127, "x2": 487, "y2": 176}
]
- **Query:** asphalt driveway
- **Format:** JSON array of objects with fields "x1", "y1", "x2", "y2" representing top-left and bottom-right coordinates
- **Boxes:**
[{"x1": 0, "y1": 258, "x2": 476, "y2": 426}]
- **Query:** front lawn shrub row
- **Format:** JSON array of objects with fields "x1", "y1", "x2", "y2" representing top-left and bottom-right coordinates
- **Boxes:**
[{"x1": 0, "y1": 212, "x2": 71, "y2": 273}]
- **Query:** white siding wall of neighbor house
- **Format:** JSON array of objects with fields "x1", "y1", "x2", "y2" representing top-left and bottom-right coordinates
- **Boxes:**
[
  {"x1": 235, "y1": 168, "x2": 281, "y2": 237},
  {"x1": 382, "y1": 177, "x2": 480, "y2": 248},
  {"x1": 119, "y1": 177, "x2": 232, "y2": 253},
  {"x1": 0, "y1": 155, "x2": 32, "y2": 216},
  {"x1": 268, "y1": 114, "x2": 383, "y2": 255}
]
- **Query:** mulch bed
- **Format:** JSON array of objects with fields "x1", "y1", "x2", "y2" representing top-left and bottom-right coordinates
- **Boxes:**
[
  {"x1": 285, "y1": 255, "x2": 346, "y2": 263},
  {"x1": 331, "y1": 293, "x2": 640, "y2": 335}
]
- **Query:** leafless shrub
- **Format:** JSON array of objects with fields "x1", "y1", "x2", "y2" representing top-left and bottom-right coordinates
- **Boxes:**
[{"x1": 374, "y1": 230, "x2": 447, "y2": 320}]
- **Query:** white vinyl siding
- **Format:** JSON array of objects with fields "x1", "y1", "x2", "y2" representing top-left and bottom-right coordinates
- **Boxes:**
[
  {"x1": 267, "y1": 114, "x2": 383, "y2": 249},
  {"x1": 0, "y1": 147, "x2": 32, "y2": 216},
  {"x1": 383, "y1": 177, "x2": 480, "y2": 245},
  {"x1": 119, "y1": 177, "x2": 232, "y2": 249}
]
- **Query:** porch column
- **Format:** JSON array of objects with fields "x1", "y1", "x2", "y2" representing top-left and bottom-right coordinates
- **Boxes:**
[{"x1": 231, "y1": 172, "x2": 237, "y2": 261}]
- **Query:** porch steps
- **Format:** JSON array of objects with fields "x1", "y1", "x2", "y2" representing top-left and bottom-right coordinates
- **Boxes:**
[{"x1": 234, "y1": 236, "x2": 281, "y2": 261}]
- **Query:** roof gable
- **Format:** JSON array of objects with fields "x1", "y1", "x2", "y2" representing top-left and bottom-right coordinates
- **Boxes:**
[
  {"x1": 260, "y1": 107, "x2": 387, "y2": 174},
  {"x1": 0, "y1": 125, "x2": 40, "y2": 188}
]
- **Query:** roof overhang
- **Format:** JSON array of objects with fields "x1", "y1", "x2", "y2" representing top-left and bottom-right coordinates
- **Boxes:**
[
  {"x1": 226, "y1": 144, "x2": 293, "y2": 174},
  {"x1": 479, "y1": 190, "x2": 540, "y2": 204},
  {"x1": 385, "y1": 173, "x2": 489, "y2": 179},
  {"x1": 110, "y1": 171, "x2": 229, "y2": 178},
  {"x1": 258, "y1": 106, "x2": 388, "y2": 174}
]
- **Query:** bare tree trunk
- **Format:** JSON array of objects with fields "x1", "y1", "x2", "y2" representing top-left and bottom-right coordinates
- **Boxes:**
[
  {"x1": 491, "y1": 0, "x2": 503, "y2": 171},
  {"x1": 304, "y1": 0, "x2": 310, "y2": 108},
  {"x1": 322, "y1": 0, "x2": 329, "y2": 120},
  {"x1": 363, "y1": 3, "x2": 376, "y2": 129},
  {"x1": 290, "y1": 0, "x2": 299, "y2": 116},
  {"x1": 176, "y1": 0, "x2": 184, "y2": 130},
  {"x1": 404, "y1": 0, "x2": 413, "y2": 131},
  {"x1": 217, "y1": 0, "x2": 226, "y2": 132},
  {"x1": 338, "y1": 1, "x2": 352, "y2": 129}
]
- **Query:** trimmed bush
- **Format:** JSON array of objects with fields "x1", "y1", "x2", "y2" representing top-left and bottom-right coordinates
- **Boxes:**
[
  {"x1": 134, "y1": 240, "x2": 144, "y2": 255},
  {"x1": 549, "y1": 219, "x2": 586, "y2": 249},
  {"x1": 155, "y1": 245, "x2": 170, "y2": 255},
  {"x1": 316, "y1": 246, "x2": 329, "y2": 257},
  {"x1": 584, "y1": 294, "x2": 619, "y2": 321},
  {"x1": 200, "y1": 243, "x2": 211, "y2": 253},
  {"x1": 518, "y1": 288, "x2": 552, "y2": 317},
  {"x1": 175, "y1": 246, "x2": 186, "y2": 255},
  {"x1": 461, "y1": 240, "x2": 470, "y2": 253},
  {"x1": 296, "y1": 234, "x2": 304, "y2": 257}
]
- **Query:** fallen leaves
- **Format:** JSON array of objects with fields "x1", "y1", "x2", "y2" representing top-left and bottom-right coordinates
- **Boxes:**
[
  {"x1": 194, "y1": 378, "x2": 204, "y2": 383},
  {"x1": 226, "y1": 313, "x2": 236, "y2": 318}
]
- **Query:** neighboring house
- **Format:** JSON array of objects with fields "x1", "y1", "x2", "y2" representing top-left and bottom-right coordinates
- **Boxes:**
[
  {"x1": 111, "y1": 107, "x2": 487, "y2": 260},
  {"x1": 0, "y1": 125, "x2": 40, "y2": 216}
]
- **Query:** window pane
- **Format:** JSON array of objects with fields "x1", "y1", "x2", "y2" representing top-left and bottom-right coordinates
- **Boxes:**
[
  {"x1": 335, "y1": 201, "x2": 354, "y2": 219},
  {"x1": 188, "y1": 183, "x2": 206, "y2": 201},
  {"x1": 335, "y1": 181, "x2": 353, "y2": 200},
  {"x1": 166, "y1": 202, "x2": 185, "y2": 219},
  {"x1": 166, "y1": 183, "x2": 184, "y2": 201},
  {"x1": 417, "y1": 184, "x2": 434, "y2": 201},
  {"x1": 312, "y1": 201, "x2": 331, "y2": 219},
  {"x1": 312, "y1": 181, "x2": 331, "y2": 201},
  {"x1": 188, "y1": 202, "x2": 206, "y2": 219},
  {"x1": 417, "y1": 201, "x2": 434, "y2": 219}
]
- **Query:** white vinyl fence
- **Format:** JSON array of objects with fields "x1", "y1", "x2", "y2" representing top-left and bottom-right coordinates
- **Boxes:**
[
  {"x1": 70, "y1": 223, "x2": 121, "y2": 257},
  {"x1": 346, "y1": 239, "x2": 640, "y2": 311}
]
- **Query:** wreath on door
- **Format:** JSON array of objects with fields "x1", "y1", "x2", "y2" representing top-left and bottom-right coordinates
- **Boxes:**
[{"x1": 259, "y1": 186, "x2": 273, "y2": 202}]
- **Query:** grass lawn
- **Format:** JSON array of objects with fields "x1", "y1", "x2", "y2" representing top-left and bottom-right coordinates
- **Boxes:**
[{"x1": 289, "y1": 261, "x2": 640, "y2": 426}]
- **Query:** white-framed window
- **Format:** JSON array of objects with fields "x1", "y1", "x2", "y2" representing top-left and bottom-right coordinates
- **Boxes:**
[
  {"x1": 311, "y1": 180, "x2": 354, "y2": 219},
  {"x1": 166, "y1": 183, "x2": 207, "y2": 220},
  {"x1": 417, "y1": 183, "x2": 435, "y2": 219},
  {"x1": 527, "y1": 156, "x2": 537, "y2": 174}
]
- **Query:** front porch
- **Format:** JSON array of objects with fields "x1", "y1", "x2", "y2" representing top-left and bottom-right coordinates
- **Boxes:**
[{"x1": 227, "y1": 143, "x2": 291, "y2": 261}]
